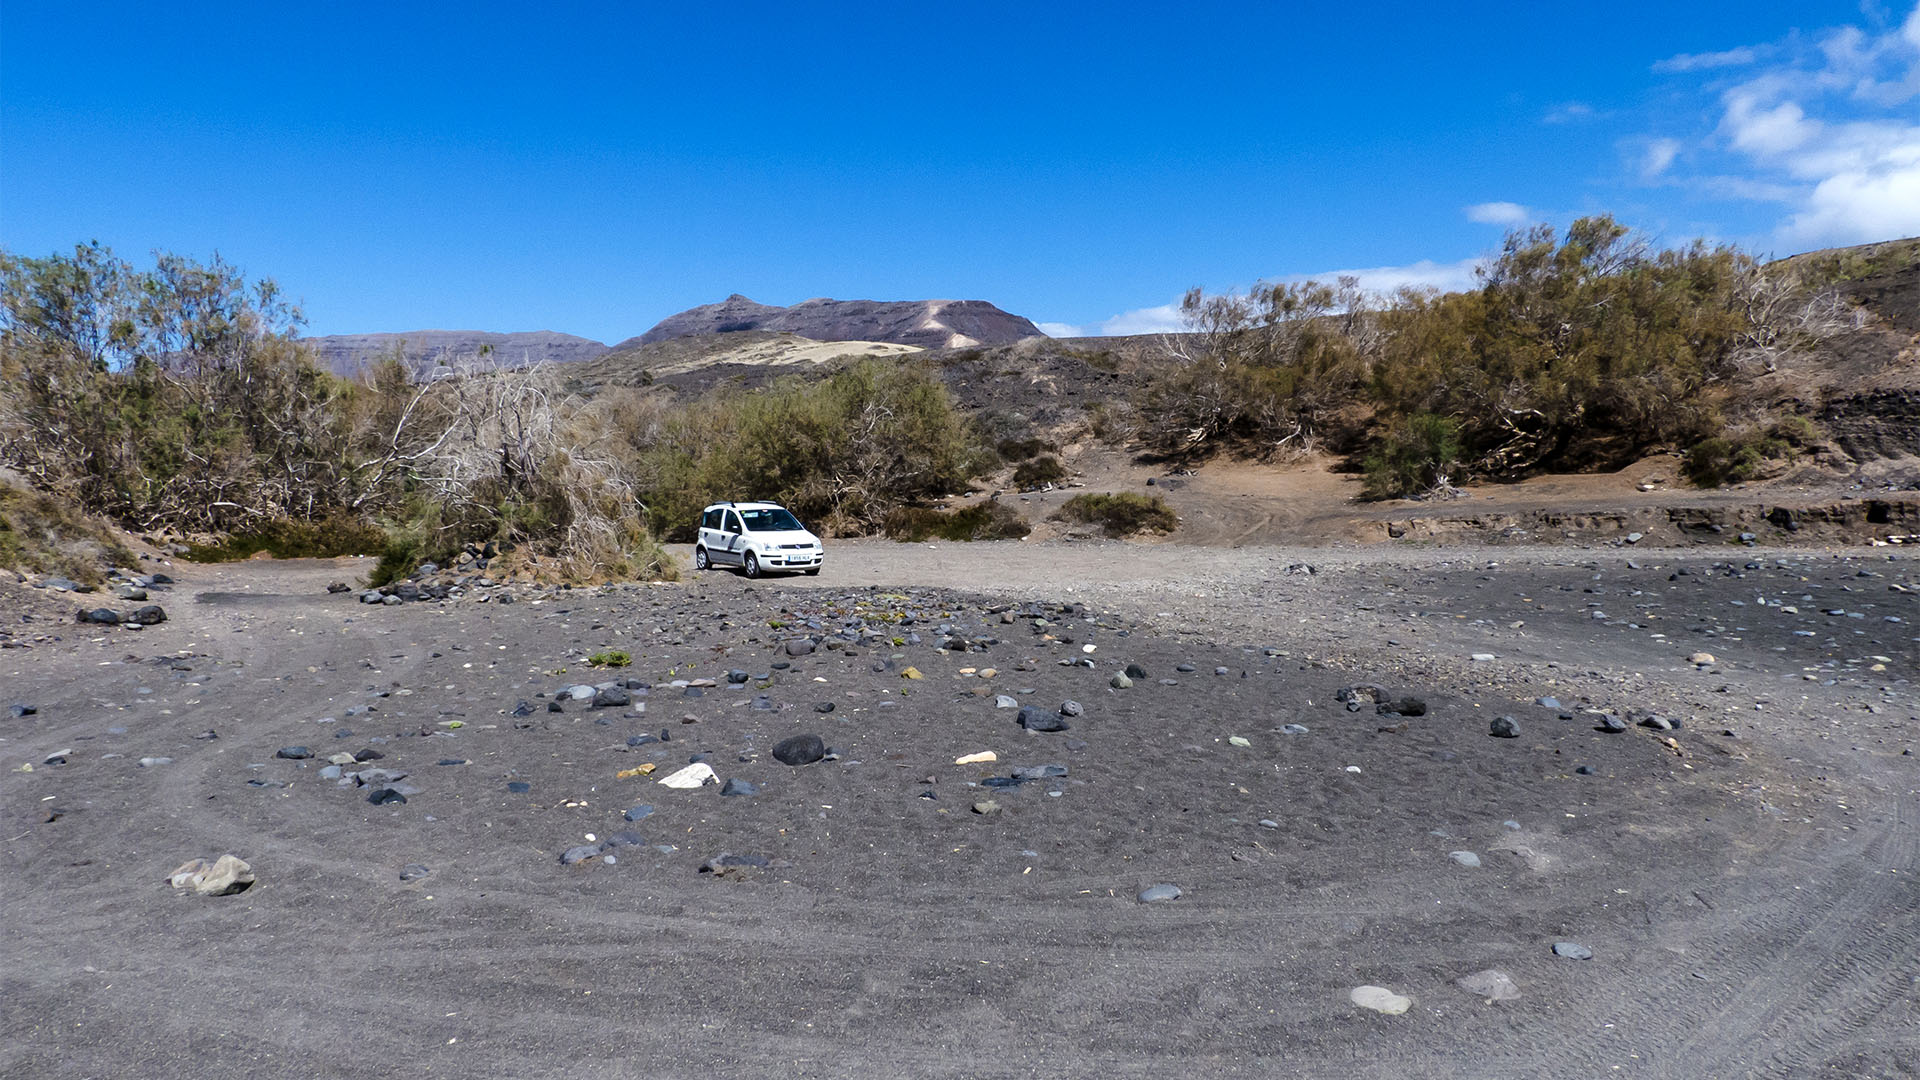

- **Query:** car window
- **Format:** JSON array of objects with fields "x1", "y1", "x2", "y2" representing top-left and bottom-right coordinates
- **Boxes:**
[
  {"x1": 724, "y1": 511, "x2": 742, "y2": 533},
  {"x1": 702, "y1": 509, "x2": 720, "y2": 530},
  {"x1": 740, "y1": 507, "x2": 804, "y2": 532}
]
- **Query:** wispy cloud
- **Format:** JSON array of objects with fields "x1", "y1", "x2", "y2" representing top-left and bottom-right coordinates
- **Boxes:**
[
  {"x1": 1543, "y1": 101, "x2": 1596, "y2": 124},
  {"x1": 1652, "y1": 46, "x2": 1763, "y2": 73},
  {"x1": 1465, "y1": 201, "x2": 1532, "y2": 226},
  {"x1": 1649, "y1": 2, "x2": 1920, "y2": 246},
  {"x1": 1049, "y1": 257, "x2": 1487, "y2": 337},
  {"x1": 1639, "y1": 137, "x2": 1683, "y2": 178},
  {"x1": 1038, "y1": 304, "x2": 1186, "y2": 338}
]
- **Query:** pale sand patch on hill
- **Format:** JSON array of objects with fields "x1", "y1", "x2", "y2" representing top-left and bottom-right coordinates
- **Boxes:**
[{"x1": 642, "y1": 336, "x2": 923, "y2": 378}]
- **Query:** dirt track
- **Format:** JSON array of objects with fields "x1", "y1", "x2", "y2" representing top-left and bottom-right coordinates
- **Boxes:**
[{"x1": 2, "y1": 540, "x2": 1915, "y2": 1078}]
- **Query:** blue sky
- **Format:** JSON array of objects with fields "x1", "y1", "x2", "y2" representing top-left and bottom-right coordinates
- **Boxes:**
[{"x1": 3, "y1": 2, "x2": 1916, "y2": 342}]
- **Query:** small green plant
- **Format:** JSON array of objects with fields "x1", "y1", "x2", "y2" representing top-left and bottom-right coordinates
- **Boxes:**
[
  {"x1": 1683, "y1": 419, "x2": 1816, "y2": 487},
  {"x1": 1052, "y1": 493, "x2": 1178, "y2": 537},
  {"x1": 587, "y1": 650, "x2": 631, "y2": 668},
  {"x1": 1012, "y1": 455, "x2": 1067, "y2": 488},
  {"x1": 1362, "y1": 413, "x2": 1462, "y2": 500},
  {"x1": 883, "y1": 502, "x2": 1031, "y2": 541},
  {"x1": 183, "y1": 515, "x2": 388, "y2": 563},
  {"x1": 995, "y1": 436, "x2": 1053, "y2": 461}
]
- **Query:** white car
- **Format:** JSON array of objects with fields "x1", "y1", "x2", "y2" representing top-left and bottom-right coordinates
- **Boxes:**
[{"x1": 693, "y1": 501, "x2": 824, "y2": 578}]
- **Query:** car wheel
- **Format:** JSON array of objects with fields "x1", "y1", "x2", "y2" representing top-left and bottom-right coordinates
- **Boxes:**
[
  {"x1": 743, "y1": 551, "x2": 761, "y2": 579},
  {"x1": 694, "y1": 546, "x2": 709, "y2": 571}
]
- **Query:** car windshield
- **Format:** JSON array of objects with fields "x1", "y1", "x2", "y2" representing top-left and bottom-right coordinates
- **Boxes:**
[{"x1": 740, "y1": 507, "x2": 804, "y2": 532}]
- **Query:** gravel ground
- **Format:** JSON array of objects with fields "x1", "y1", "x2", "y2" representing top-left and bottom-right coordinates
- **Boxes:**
[{"x1": 2, "y1": 539, "x2": 1915, "y2": 1079}]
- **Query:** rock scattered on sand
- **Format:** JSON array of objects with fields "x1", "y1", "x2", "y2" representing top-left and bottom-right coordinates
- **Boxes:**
[
  {"x1": 954, "y1": 751, "x2": 997, "y2": 765},
  {"x1": 624, "y1": 804, "x2": 654, "y2": 822},
  {"x1": 1349, "y1": 985, "x2": 1411, "y2": 1014},
  {"x1": 1138, "y1": 883, "x2": 1182, "y2": 903},
  {"x1": 1552, "y1": 941, "x2": 1593, "y2": 960},
  {"x1": 1110, "y1": 673, "x2": 1133, "y2": 689},
  {"x1": 1017, "y1": 706, "x2": 1069, "y2": 732},
  {"x1": 720, "y1": 778, "x2": 759, "y2": 796},
  {"x1": 772, "y1": 734, "x2": 826, "y2": 766},
  {"x1": 1597, "y1": 715, "x2": 1629, "y2": 733},
  {"x1": 168, "y1": 854, "x2": 255, "y2": 896},
  {"x1": 1455, "y1": 969, "x2": 1520, "y2": 1001},
  {"x1": 658, "y1": 762, "x2": 717, "y2": 788},
  {"x1": 971, "y1": 799, "x2": 1001, "y2": 815},
  {"x1": 275, "y1": 746, "x2": 312, "y2": 760},
  {"x1": 1688, "y1": 652, "x2": 1716, "y2": 666},
  {"x1": 399, "y1": 863, "x2": 432, "y2": 881},
  {"x1": 1489, "y1": 716, "x2": 1521, "y2": 738},
  {"x1": 1449, "y1": 850, "x2": 1482, "y2": 867}
]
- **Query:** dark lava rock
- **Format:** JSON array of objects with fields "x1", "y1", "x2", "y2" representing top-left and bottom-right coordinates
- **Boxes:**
[
  {"x1": 399, "y1": 863, "x2": 432, "y2": 881},
  {"x1": 1489, "y1": 716, "x2": 1521, "y2": 739},
  {"x1": 275, "y1": 746, "x2": 312, "y2": 760},
  {"x1": 328, "y1": 582, "x2": 352, "y2": 594},
  {"x1": 545, "y1": 701, "x2": 564, "y2": 714},
  {"x1": 624, "y1": 804, "x2": 654, "y2": 821},
  {"x1": 813, "y1": 702, "x2": 835, "y2": 713},
  {"x1": 1174, "y1": 663, "x2": 1196, "y2": 674},
  {"x1": 1575, "y1": 765, "x2": 1595, "y2": 775},
  {"x1": 593, "y1": 686, "x2": 631, "y2": 708},
  {"x1": 1597, "y1": 715, "x2": 1629, "y2": 733},
  {"x1": 784, "y1": 639, "x2": 816, "y2": 657},
  {"x1": 506, "y1": 781, "x2": 532, "y2": 793},
  {"x1": 699, "y1": 852, "x2": 771, "y2": 875},
  {"x1": 1377, "y1": 697, "x2": 1428, "y2": 718},
  {"x1": 772, "y1": 734, "x2": 826, "y2": 766},
  {"x1": 1337, "y1": 683, "x2": 1389, "y2": 710},
  {"x1": 9, "y1": 704, "x2": 36, "y2": 717},
  {"x1": 1124, "y1": 662, "x2": 1149, "y2": 679},
  {"x1": 128, "y1": 605, "x2": 167, "y2": 625},
  {"x1": 605, "y1": 830, "x2": 647, "y2": 848},
  {"x1": 626, "y1": 733, "x2": 659, "y2": 747},
  {"x1": 1017, "y1": 706, "x2": 1069, "y2": 732},
  {"x1": 77, "y1": 608, "x2": 121, "y2": 625},
  {"x1": 720, "y1": 778, "x2": 760, "y2": 797},
  {"x1": 367, "y1": 787, "x2": 407, "y2": 806},
  {"x1": 560, "y1": 844, "x2": 604, "y2": 865}
]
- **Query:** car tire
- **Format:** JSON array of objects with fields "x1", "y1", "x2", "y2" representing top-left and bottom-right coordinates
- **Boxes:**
[
  {"x1": 694, "y1": 546, "x2": 709, "y2": 571},
  {"x1": 743, "y1": 551, "x2": 760, "y2": 579}
]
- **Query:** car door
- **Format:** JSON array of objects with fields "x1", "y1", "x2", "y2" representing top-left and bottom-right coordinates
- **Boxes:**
[{"x1": 721, "y1": 509, "x2": 745, "y2": 564}]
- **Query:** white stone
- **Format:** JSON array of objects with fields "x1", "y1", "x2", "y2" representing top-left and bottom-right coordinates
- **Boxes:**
[
  {"x1": 657, "y1": 762, "x2": 717, "y2": 789},
  {"x1": 1350, "y1": 985, "x2": 1411, "y2": 1014}
]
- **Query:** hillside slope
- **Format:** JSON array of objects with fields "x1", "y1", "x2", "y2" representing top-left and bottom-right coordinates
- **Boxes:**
[
  {"x1": 632, "y1": 295, "x2": 1044, "y2": 349},
  {"x1": 305, "y1": 330, "x2": 610, "y2": 376}
]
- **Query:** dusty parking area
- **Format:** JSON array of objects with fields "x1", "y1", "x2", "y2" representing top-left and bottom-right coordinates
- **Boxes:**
[{"x1": 2, "y1": 540, "x2": 1915, "y2": 1078}]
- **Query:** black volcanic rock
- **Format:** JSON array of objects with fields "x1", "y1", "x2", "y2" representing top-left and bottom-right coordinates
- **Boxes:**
[
  {"x1": 633, "y1": 296, "x2": 1043, "y2": 349},
  {"x1": 304, "y1": 330, "x2": 610, "y2": 377}
]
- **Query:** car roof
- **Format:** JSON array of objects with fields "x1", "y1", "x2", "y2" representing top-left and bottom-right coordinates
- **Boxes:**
[{"x1": 702, "y1": 501, "x2": 786, "y2": 512}]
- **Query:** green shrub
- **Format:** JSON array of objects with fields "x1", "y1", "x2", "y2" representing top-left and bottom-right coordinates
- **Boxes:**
[
  {"x1": 995, "y1": 435, "x2": 1052, "y2": 461},
  {"x1": 1683, "y1": 419, "x2": 1815, "y2": 487},
  {"x1": 0, "y1": 479, "x2": 136, "y2": 583},
  {"x1": 587, "y1": 650, "x2": 631, "y2": 668},
  {"x1": 1012, "y1": 455, "x2": 1067, "y2": 488},
  {"x1": 1361, "y1": 413, "x2": 1462, "y2": 500},
  {"x1": 182, "y1": 514, "x2": 387, "y2": 562},
  {"x1": 883, "y1": 501, "x2": 1030, "y2": 541},
  {"x1": 1052, "y1": 493, "x2": 1178, "y2": 537}
]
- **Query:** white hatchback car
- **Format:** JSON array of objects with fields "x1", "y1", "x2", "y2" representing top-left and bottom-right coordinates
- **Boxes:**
[{"x1": 693, "y1": 502, "x2": 824, "y2": 577}]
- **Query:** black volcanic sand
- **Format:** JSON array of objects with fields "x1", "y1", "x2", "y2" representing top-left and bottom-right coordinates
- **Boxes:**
[{"x1": 2, "y1": 554, "x2": 1915, "y2": 1079}]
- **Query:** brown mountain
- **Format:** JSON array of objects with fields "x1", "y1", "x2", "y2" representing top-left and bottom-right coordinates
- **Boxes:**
[
  {"x1": 629, "y1": 295, "x2": 1044, "y2": 349},
  {"x1": 304, "y1": 330, "x2": 610, "y2": 376}
]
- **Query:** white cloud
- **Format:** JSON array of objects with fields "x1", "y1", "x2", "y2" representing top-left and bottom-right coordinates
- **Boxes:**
[
  {"x1": 1048, "y1": 257, "x2": 1490, "y2": 338},
  {"x1": 1297, "y1": 257, "x2": 1484, "y2": 295},
  {"x1": 1640, "y1": 137, "x2": 1683, "y2": 178},
  {"x1": 1651, "y1": 2, "x2": 1920, "y2": 246},
  {"x1": 1037, "y1": 304, "x2": 1186, "y2": 338},
  {"x1": 1652, "y1": 46, "x2": 1762, "y2": 73},
  {"x1": 1544, "y1": 101, "x2": 1596, "y2": 124},
  {"x1": 1465, "y1": 201, "x2": 1531, "y2": 226}
]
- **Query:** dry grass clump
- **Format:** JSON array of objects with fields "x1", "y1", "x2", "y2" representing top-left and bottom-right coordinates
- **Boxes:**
[
  {"x1": 0, "y1": 476, "x2": 136, "y2": 583},
  {"x1": 1052, "y1": 493, "x2": 1178, "y2": 537}
]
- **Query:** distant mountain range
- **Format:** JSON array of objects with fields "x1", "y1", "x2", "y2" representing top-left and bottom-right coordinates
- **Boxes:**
[
  {"x1": 630, "y1": 295, "x2": 1044, "y2": 350},
  {"x1": 304, "y1": 297, "x2": 1044, "y2": 375}
]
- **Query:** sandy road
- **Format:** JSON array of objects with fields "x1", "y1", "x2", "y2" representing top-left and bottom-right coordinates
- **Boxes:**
[{"x1": 2, "y1": 538, "x2": 1915, "y2": 1078}]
